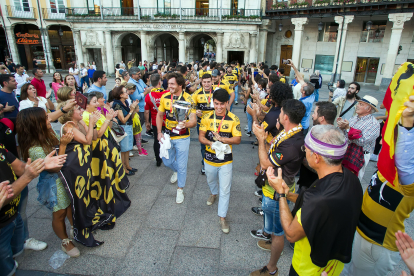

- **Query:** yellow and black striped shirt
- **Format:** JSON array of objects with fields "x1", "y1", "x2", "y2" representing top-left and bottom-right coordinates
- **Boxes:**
[
  {"x1": 158, "y1": 91, "x2": 195, "y2": 140},
  {"x1": 192, "y1": 88, "x2": 215, "y2": 123},
  {"x1": 199, "y1": 69, "x2": 212, "y2": 78},
  {"x1": 199, "y1": 111, "x2": 242, "y2": 167},
  {"x1": 223, "y1": 73, "x2": 238, "y2": 90}
]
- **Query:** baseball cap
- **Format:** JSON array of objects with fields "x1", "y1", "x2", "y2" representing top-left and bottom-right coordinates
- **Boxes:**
[{"x1": 211, "y1": 69, "x2": 219, "y2": 77}]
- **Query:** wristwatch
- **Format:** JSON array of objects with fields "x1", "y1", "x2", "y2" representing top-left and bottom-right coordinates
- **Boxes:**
[{"x1": 273, "y1": 191, "x2": 286, "y2": 201}]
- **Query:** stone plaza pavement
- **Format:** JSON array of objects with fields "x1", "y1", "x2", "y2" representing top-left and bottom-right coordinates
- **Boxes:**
[{"x1": 15, "y1": 76, "x2": 412, "y2": 276}]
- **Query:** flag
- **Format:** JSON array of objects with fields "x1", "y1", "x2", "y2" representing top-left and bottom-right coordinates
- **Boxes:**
[
  {"x1": 58, "y1": 137, "x2": 131, "y2": 247},
  {"x1": 378, "y1": 62, "x2": 414, "y2": 185}
]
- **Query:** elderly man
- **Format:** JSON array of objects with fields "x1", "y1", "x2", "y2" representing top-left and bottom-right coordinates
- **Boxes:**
[
  {"x1": 266, "y1": 125, "x2": 363, "y2": 276},
  {"x1": 337, "y1": 95, "x2": 380, "y2": 180}
]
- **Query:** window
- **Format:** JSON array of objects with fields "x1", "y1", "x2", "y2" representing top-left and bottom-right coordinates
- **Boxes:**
[
  {"x1": 157, "y1": 0, "x2": 171, "y2": 14},
  {"x1": 14, "y1": 0, "x2": 30, "y2": 11},
  {"x1": 315, "y1": 55, "x2": 334, "y2": 74},
  {"x1": 360, "y1": 21, "x2": 387, "y2": 43},
  {"x1": 317, "y1": 22, "x2": 339, "y2": 42},
  {"x1": 87, "y1": 0, "x2": 100, "y2": 13},
  {"x1": 50, "y1": 0, "x2": 65, "y2": 13}
]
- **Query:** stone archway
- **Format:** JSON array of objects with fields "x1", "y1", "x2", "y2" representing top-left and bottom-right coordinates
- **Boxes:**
[
  {"x1": 188, "y1": 33, "x2": 216, "y2": 62},
  {"x1": 113, "y1": 32, "x2": 141, "y2": 66},
  {"x1": 150, "y1": 33, "x2": 179, "y2": 63}
]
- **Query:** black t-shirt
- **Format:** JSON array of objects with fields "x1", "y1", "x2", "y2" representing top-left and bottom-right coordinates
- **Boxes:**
[
  {"x1": 0, "y1": 144, "x2": 19, "y2": 228},
  {"x1": 0, "y1": 118, "x2": 18, "y2": 157},
  {"x1": 297, "y1": 163, "x2": 319, "y2": 189},
  {"x1": 7, "y1": 63, "x2": 16, "y2": 73},
  {"x1": 262, "y1": 106, "x2": 281, "y2": 143}
]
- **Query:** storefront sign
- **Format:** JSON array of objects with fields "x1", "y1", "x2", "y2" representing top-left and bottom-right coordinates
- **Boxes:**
[
  {"x1": 15, "y1": 32, "x2": 40, "y2": 44},
  {"x1": 141, "y1": 24, "x2": 182, "y2": 29}
]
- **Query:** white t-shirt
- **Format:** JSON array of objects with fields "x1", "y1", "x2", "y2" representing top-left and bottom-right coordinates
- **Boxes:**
[
  {"x1": 19, "y1": 97, "x2": 48, "y2": 111},
  {"x1": 293, "y1": 83, "x2": 302, "y2": 100},
  {"x1": 152, "y1": 64, "x2": 158, "y2": 70},
  {"x1": 69, "y1": 68, "x2": 79, "y2": 75},
  {"x1": 81, "y1": 68, "x2": 87, "y2": 77}
]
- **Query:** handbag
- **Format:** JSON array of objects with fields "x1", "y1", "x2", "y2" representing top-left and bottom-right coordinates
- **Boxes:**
[
  {"x1": 255, "y1": 169, "x2": 267, "y2": 188},
  {"x1": 110, "y1": 121, "x2": 127, "y2": 143}
]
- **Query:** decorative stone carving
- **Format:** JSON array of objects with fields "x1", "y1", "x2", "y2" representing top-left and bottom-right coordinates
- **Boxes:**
[
  {"x1": 389, "y1": 13, "x2": 413, "y2": 29},
  {"x1": 291, "y1": 18, "x2": 308, "y2": 31},
  {"x1": 85, "y1": 31, "x2": 99, "y2": 46},
  {"x1": 226, "y1": 32, "x2": 245, "y2": 49}
]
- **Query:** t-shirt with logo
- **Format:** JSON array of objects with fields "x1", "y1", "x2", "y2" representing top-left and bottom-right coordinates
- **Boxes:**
[
  {"x1": 192, "y1": 88, "x2": 215, "y2": 123},
  {"x1": 212, "y1": 82, "x2": 232, "y2": 95},
  {"x1": 145, "y1": 87, "x2": 167, "y2": 126},
  {"x1": 199, "y1": 111, "x2": 242, "y2": 167},
  {"x1": 223, "y1": 73, "x2": 238, "y2": 90},
  {"x1": 158, "y1": 91, "x2": 195, "y2": 140},
  {"x1": 0, "y1": 143, "x2": 19, "y2": 229},
  {"x1": 199, "y1": 69, "x2": 212, "y2": 78}
]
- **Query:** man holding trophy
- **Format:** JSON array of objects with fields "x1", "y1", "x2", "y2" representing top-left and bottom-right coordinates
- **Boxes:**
[
  {"x1": 157, "y1": 73, "x2": 197, "y2": 204},
  {"x1": 198, "y1": 89, "x2": 242, "y2": 233}
]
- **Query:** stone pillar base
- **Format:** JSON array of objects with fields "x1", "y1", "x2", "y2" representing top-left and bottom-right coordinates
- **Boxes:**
[{"x1": 380, "y1": 77, "x2": 392, "y2": 90}]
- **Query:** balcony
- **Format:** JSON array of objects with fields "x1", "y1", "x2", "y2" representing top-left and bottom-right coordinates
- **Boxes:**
[
  {"x1": 6, "y1": 5, "x2": 37, "y2": 19},
  {"x1": 42, "y1": 8, "x2": 66, "y2": 20},
  {"x1": 265, "y1": 0, "x2": 414, "y2": 18},
  {"x1": 65, "y1": 7, "x2": 262, "y2": 22}
]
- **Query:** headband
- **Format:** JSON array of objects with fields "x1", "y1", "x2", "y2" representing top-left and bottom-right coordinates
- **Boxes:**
[{"x1": 304, "y1": 130, "x2": 347, "y2": 159}]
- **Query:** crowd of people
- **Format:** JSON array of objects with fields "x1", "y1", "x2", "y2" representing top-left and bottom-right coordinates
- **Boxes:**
[{"x1": 0, "y1": 56, "x2": 413, "y2": 276}]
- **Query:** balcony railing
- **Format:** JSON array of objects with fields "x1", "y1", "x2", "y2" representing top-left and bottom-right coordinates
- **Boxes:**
[
  {"x1": 42, "y1": 8, "x2": 66, "y2": 20},
  {"x1": 6, "y1": 5, "x2": 37, "y2": 19},
  {"x1": 266, "y1": 0, "x2": 413, "y2": 11},
  {"x1": 65, "y1": 7, "x2": 262, "y2": 21}
]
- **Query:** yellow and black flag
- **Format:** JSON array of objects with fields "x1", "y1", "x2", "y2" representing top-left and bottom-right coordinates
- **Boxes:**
[{"x1": 58, "y1": 137, "x2": 131, "y2": 247}]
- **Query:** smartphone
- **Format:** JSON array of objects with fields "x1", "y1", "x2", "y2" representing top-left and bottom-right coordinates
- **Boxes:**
[
  {"x1": 282, "y1": 59, "x2": 290, "y2": 65},
  {"x1": 75, "y1": 92, "x2": 87, "y2": 110}
]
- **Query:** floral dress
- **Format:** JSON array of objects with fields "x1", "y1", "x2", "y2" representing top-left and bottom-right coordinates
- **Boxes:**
[{"x1": 28, "y1": 132, "x2": 70, "y2": 212}]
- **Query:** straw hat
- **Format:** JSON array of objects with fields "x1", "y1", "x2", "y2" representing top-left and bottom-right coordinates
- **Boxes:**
[{"x1": 357, "y1": 95, "x2": 379, "y2": 112}]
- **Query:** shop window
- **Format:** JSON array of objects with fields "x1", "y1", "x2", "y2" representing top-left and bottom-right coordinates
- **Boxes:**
[
  {"x1": 50, "y1": 0, "x2": 65, "y2": 13},
  {"x1": 360, "y1": 21, "x2": 387, "y2": 43},
  {"x1": 14, "y1": 0, "x2": 30, "y2": 11},
  {"x1": 317, "y1": 22, "x2": 339, "y2": 42},
  {"x1": 315, "y1": 55, "x2": 334, "y2": 74},
  {"x1": 157, "y1": 0, "x2": 171, "y2": 14}
]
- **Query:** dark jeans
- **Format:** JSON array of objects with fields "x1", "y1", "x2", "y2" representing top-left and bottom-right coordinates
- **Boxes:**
[
  {"x1": 80, "y1": 76, "x2": 90, "y2": 89},
  {"x1": 196, "y1": 123, "x2": 206, "y2": 166},
  {"x1": 152, "y1": 125, "x2": 165, "y2": 162}
]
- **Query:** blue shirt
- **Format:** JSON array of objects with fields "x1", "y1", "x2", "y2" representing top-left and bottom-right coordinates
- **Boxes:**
[
  {"x1": 87, "y1": 69, "x2": 95, "y2": 78},
  {"x1": 299, "y1": 93, "x2": 315, "y2": 130},
  {"x1": 0, "y1": 90, "x2": 19, "y2": 118},
  {"x1": 88, "y1": 84, "x2": 107, "y2": 100},
  {"x1": 128, "y1": 78, "x2": 147, "y2": 111},
  {"x1": 395, "y1": 125, "x2": 414, "y2": 185}
]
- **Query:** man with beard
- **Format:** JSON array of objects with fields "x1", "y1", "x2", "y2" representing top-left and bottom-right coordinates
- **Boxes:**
[{"x1": 332, "y1": 82, "x2": 360, "y2": 122}]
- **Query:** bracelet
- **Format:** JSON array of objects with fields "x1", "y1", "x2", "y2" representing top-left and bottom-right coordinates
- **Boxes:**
[
  {"x1": 129, "y1": 112, "x2": 132, "y2": 115},
  {"x1": 60, "y1": 107, "x2": 67, "y2": 114}
]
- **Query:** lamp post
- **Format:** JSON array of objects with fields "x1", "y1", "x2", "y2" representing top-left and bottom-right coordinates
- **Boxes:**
[{"x1": 279, "y1": 23, "x2": 283, "y2": 32}]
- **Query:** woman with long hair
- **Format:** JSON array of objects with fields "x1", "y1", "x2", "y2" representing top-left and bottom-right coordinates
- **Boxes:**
[
  {"x1": 19, "y1": 83, "x2": 54, "y2": 111},
  {"x1": 16, "y1": 107, "x2": 80, "y2": 257},
  {"x1": 51, "y1": 72, "x2": 64, "y2": 101},
  {"x1": 64, "y1": 74, "x2": 82, "y2": 93},
  {"x1": 69, "y1": 63, "x2": 80, "y2": 87},
  {"x1": 112, "y1": 86, "x2": 140, "y2": 175},
  {"x1": 57, "y1": 86, "x2": 75, "y2": 102}
]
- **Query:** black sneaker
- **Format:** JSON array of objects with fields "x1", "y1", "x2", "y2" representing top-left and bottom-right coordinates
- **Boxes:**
[
  {"x1": 250, "y1": 229, "x2": 271, "y2": 241},
  {"x1": 258, "y1": 197, "x2": 262, "y2": 203},
  {"x1": 146, "y1": 131, "x2": 153, "y2": 137},
  {"x1": 235, "y1": 101, "x2": 238, "y2": 105},
  {"x1": 201, "y1": 166, "x2": 205, "y2": 175},
  {"x1": 141, "y1": 139, "x2": 149, "y2": 144},
  {"x1": 254, "y1": 190, "x2": 263, "y2": 197},
  {"x1": 251, "y1": 207, "x2": 263, "y2": 216},
  {"x1": 246, "y1": 131, "x2": 252, "y2": 137},
  {"x1": 156, "y1": 160, "x2": 162, "y2": 167}
]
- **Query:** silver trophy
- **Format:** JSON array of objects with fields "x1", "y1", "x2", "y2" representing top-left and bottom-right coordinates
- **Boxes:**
[{"x1": 172, "y1": 100, "x2": 192, "y2": 135}]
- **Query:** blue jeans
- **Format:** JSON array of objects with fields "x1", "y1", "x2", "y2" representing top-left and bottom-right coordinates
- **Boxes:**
[
  {"x1": 205, "y1": 162, "x2": 233, "y2": 218},
  {"x1": 234, "y1": 85, "x2": 239, "y2": 103},
  {"x1": 262, "y1": 195, "x2": 284, "y2": 236},
  {"x1": 196, "y1": 124, "x2": 206, "y2": 166},
  {"x1": 314, "y1": 88, "x2": 319, "y2": 102},
  {"x1": 0, "y1": 214, "x2": 25, "y2": 276},
  {"x1": 18, "y1": 186, "x2": 29, "y2": 241},
  {"x1": 80, "y1": 76, "x2": 90, "y2": 89},
  {"x1": 162, "y1": 137, "x2": 190, "y2": 188},
  {"x1": 246, "y1": 99, "x2": 253, "y2": 132}
]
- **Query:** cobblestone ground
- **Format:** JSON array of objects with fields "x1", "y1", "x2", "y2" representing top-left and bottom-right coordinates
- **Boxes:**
[{"x1": 15, "y1": 75, "x2": 412, "y2": 276}]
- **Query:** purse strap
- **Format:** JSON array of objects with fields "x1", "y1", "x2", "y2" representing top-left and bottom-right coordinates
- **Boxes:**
[{"x1": 339, "y1": 101, "x2": 357, "y2": 118}]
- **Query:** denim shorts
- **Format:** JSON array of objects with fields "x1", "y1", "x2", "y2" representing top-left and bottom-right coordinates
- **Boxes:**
[
  {"x1": 119, "y1": 124, "x2": 133, "y2": 152},
  {"x1": 262, "y1": 195, "x2": 284, "y2": 236},
  {"x1": 0, "y1": 214, "x2": 25, "y2": 276}
]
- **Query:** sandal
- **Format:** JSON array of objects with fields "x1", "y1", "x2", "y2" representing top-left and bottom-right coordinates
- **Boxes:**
[{"x1": 61, "y1": 238, "x2": 80, "y2": 258}]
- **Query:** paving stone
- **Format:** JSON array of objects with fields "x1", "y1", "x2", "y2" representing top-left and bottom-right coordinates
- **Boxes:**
[
  {"x1": 168, "y1": 246, "x2": 220, "y2": 276},
  {"x1": 145, "y1": 196, "x2": 188, "y2": 230}
]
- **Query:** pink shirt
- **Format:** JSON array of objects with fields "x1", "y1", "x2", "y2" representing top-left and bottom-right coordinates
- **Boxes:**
[{"x1": 51, "y1": 82, "x2": 64, "y2": 99}]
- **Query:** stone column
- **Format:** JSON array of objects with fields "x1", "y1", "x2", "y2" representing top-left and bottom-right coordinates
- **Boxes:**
[
  {"x1": 5, "y1": 26, "x2": 20, "y2": 64},
  {"x1": 104, "y1": 31, "x2": 115, "y2": 76},
  {"x1": 249, "y1": 33, "x2": 257, "y2": 63},
  {"x1": 380, "y1": 12, "x2": 413, "y2": 89},
  {"x1": 290, "y1": 17, "x2": 308, "y2": 78},
  {"x1": 40, "y1": 28, "x2": 55, "y2": 73},
  {"x1": 216, "y1": 32, "x2": 223, "y2": 62},
  {"x1": 73, "y1": 30, "x2": 84, "y2": 65},
  {"x1": 140, "y1": 31, "x2": 148, "y2": 62},
  {"x1": 332, "y1": 15, "x2": 354, "y2": 81},
  {"x1": 156, "y1": 44, "x2": 163, "y2": 62},
  {"x1": 258, "y1": 19, "x2": 271, "y2": 63},
  {"x1": 178, "y1": 31, "x2": 185, "y2": 63}
]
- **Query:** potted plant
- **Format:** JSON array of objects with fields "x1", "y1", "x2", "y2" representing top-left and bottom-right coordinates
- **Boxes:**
[
  {"x1": 272, "y1": 2, "x2": 288, "y2": 9},
  {"x1": 313, "y1": 0, "x2": 330, "y2": 6}
]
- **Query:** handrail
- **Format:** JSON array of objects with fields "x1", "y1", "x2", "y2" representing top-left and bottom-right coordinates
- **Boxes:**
[
  {"x1": 6, "y1": 5, "x2": 37, "y2": 19},
  {"x1": 42, "y1": 8, "x2": 65, "y2": 19}
]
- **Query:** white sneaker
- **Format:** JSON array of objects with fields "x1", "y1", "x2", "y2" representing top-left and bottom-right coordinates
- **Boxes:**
[
  {"x1": 133, "y1": 145, "x2": 138, "y2": 151},
  {"x1": 24, "y1": 238, "x2": 48, "y2": 251},
  {"x1": 176, "y1": 189, "x2": 184, "y2": 204},
  {"x1": 244, "y1": 125, "x2": 248, "y2": 131},
  {"x1": 170, "y1": 172, "x2": 178, "y2": 184},
  {"x1": 129, "y1": 152, "x2": 134, "y2": 157}
]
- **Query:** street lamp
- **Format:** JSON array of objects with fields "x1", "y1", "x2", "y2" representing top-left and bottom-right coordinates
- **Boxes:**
[
  {"x1": 318, "y1": 21, "x2": 324, "y2": 31},
  {"x1": 200, "y1": 37, "x2": 205, "y2": 45},
  {"x1": 375, "y1": 28, "x2": 380, "y2": 37},
  {"x1": 279, "y1": 23, "x2": 283, "y2": 32},
  {"x1": 58, "y1": 26, "x2": 63, "y2": 37},
  {"x1": 366, "y1": 20, "x2": 373, "y2": 31}
]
